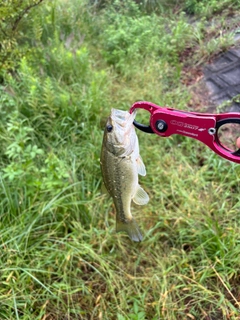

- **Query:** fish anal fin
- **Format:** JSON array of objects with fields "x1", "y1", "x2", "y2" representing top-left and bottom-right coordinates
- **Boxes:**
[{"x1": 132, "y1": 185, "x2": 149, "y2": 205}]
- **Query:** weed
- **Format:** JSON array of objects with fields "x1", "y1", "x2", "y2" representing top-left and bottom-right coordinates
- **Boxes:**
[
  {"x1": 98, "y1": 3, "x2": 194, "y2": 73},
  {"x1": 184, "y1": 0, "x2": 240, "y2": 16}
]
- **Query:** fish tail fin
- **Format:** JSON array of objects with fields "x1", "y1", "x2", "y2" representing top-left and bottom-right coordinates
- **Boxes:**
[{"x1": 116, "y1": 219, "x2": 143, "y2": 242}]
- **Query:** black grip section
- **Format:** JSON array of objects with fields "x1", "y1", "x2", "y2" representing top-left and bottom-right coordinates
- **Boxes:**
[{"x1": 133, "y1": 120, "x2": 154, "y2": 134}]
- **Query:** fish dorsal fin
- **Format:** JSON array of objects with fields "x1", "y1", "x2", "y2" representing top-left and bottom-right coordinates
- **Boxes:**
[
  {"x1": 132, "y1": 185, "x2": 149, "y2": 205},
  {"x1": 136, "y1": 156, "x2": 146, "y2": 176},
  {"x1": 101, "y1": 182, "x2": 109, "y2": 195}
]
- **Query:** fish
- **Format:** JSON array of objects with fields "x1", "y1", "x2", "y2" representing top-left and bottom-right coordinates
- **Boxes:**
[{"x1": 100, "y1": 108, "x2": 149, "y2": 242}]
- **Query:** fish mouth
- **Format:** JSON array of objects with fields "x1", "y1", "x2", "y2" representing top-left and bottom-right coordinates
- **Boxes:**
[
  {"x1": 111, "y1": 109, "x2": 136, "y2": 128},
  {"x1": 105, "y1": 109, "x2": 137, "y2": 156}
]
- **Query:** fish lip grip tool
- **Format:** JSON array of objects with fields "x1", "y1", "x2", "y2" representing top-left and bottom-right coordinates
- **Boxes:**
[{"x1": 130, "y1": 101, "x2": 240, "y2": 164}]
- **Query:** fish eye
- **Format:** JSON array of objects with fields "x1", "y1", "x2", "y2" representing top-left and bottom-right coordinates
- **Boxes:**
[{"x1": 106, "y1": 125, "x2": 113, "y2": 132}]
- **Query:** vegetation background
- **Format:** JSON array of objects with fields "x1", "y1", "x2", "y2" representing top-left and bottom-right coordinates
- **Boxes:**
[{"x1": 0, "y1": 0, "x2": 240, "y2": 319}]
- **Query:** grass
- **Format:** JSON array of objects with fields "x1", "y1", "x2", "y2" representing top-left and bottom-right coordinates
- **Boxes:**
[{"x1": 0, "y1": 0, "x2": 240, "y2": 319}]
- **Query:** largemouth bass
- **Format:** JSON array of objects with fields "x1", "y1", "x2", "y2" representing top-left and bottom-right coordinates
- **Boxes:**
[{"x1": 100, "y1": 109, "x2": 149, "y2": 242}]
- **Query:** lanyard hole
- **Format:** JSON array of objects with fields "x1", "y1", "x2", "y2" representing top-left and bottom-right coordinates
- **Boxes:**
[{"x1": 217, "y1": 122, "x2": 240, "y2": 152}]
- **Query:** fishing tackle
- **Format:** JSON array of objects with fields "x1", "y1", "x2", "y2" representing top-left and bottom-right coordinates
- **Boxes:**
[{"x1": 130, "y1": 101, "x2": 240, "y2": 164}]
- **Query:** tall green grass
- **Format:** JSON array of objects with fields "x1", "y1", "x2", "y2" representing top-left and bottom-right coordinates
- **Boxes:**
[{"x1": 0, "y1": 0, "x2": 239, "y2": 319}]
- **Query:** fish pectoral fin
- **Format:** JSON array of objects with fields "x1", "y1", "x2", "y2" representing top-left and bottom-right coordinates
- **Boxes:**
[
  {"x1": 136, "y1": 156, "x2": 146, "y2": 176},
  {"x1": 132, "y1": 185, "x2": 149, "y2": 205},
  {"x1": 116, "y1": 218, "x2": 143, "y2": 242}
]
